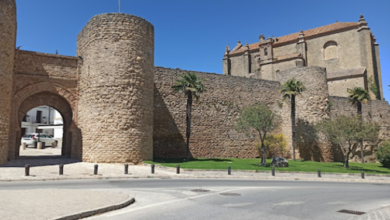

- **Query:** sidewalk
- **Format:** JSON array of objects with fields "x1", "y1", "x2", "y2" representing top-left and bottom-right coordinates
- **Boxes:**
[{"x1": 0, "y1": 189, "x2": 133, "y2": 220}]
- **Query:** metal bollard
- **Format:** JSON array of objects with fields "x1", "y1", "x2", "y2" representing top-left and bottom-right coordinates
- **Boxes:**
[
  {"x1": 272, "y1": 166, "x2": 275, "y2": 176},
  {"x1": 151, "y1": 164, "x2": 155, "y2": 174},
  {"x1": 361, "y1": 171, "x2": 365, "y2": 179},
  {"x1": 22, "y1": 142, "x2": 26, "y2": 150},
  {"x1": 318, "y1": 169, "x2": 321, "y2": 178},
  {"x1": 94, "y1": 164, "x2": 98, "y2": 175},
  {"x1": 59, "y1": 164, "x2": 64, "y2": 175},
  {"x1": 176, "y1": 165, "x2": 180, "y2": 174},
  {"x1": 25, "y1": 164, "x2": 30, "y2": 176},
  {"x1": 124, "y1": 164, "x2": 129, "y2": 174},
  {"x1": 228, "y1": 166, "x2": 231, "y2": 175}
]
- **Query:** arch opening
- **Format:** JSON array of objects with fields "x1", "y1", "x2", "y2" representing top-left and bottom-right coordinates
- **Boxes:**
[
  {"x1": 20, "y1": 105, "x2": 64, "y2": 157},
  {"x1": 10, "y1": 91, "x2": 81, "y2": 162}
]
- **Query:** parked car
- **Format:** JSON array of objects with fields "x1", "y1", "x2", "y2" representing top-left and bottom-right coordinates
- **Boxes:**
[{"x1": 21, "y1": 133, "x2": 58, "y2": 147}]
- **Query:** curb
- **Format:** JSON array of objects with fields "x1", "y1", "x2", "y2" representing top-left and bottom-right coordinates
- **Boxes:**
[
  {"x1": 1, "y1": 174, "x2": 390, "y2": 184},
  {"x1": 142, "y1": 163, "x2": 390, "y2": 177},
  {"x1": 53, "y1": 197, "x2": 135, "y2": 220}
]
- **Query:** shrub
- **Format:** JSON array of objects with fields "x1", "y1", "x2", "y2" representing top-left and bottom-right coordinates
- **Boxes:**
[
  {"x1": 255, "y1": 133, "x2": 289, "y2": 158},
  {"x1": 377, "y1": 141, "x2": 390, "y2": 168}
]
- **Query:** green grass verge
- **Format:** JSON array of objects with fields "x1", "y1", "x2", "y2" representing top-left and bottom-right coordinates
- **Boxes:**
[{"x1": 144, "y1": 158, "x2": 390, "y2": 175}]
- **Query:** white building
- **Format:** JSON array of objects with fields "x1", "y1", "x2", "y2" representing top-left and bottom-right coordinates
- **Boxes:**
[{"x1": 21, "y1": 106, "x2": 63, "y2": 139}]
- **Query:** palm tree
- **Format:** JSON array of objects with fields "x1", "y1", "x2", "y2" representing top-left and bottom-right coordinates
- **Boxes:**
[
  {"x1": 172, "y1": 72, "x2": 205, "y2": 162},
  {"x1": 279, "y1": 79, "x2": 305, "y2": 161},
  {"x1": 347, "y1": 87, "x2": 370, "y2": 163}
]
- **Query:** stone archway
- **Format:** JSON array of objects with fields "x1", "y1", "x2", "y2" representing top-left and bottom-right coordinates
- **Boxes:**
[{"x1": 8, "y1": 83, "x2": 81, "y2": 161}]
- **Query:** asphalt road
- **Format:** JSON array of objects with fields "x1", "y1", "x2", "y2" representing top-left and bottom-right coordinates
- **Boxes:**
[{"x1": 1, "y1": 179, "x2": 389, "y2": 220}]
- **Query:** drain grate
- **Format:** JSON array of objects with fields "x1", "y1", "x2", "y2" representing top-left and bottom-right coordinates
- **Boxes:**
[
  {"x1": 220, "y1": 192, "x2": 241, "y2": 196},
  {"x1": 191, "y1": 189, "x2": 210, "y2": 192},
  {"x1": 338, "y1": 209, "x2": 366, "y2": 215}
]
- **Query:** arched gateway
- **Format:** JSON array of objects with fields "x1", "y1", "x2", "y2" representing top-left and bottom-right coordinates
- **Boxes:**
[{"x1": 0, "y1": 0, "x2": 154, "y2": 165}]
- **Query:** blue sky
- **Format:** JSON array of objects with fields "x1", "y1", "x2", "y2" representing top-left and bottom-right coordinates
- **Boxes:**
[{"x1": 16, "y1": 0, "x2": 389, "y2": 101}]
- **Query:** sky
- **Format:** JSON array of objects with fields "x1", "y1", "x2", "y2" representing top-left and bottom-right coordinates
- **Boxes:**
[{"x1": 15, "y1": 0, "x2": 390, "y2": 101}]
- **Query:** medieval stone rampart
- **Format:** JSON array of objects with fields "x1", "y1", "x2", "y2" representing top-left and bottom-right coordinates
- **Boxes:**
[
  {"x1": 278, "y1": 66, "x2": 332, "y2": 161},
  {"x1": 0, "y1": 0, "x2": 16, "y2": 164},
  {"x1": 77, "y1": 13, "x2": 154, "y2": 163},
  {"x1": 329, "y1": 96, "x2": 390, "y2": 162},
  {"x1": 154, "y1": 67, "x2": 282, "y2": 159}
]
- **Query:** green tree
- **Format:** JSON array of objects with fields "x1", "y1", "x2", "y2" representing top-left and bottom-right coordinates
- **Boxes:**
[
  {"x1": 377, "y1": 140, "x2": 390, "y2": 168},
  {"x1": 347, "y1": 87, "x2": 370, "y2": 163},
  {"x1": 317, "y1": 116, "x2": 379, "y2": 168},
  {"x1": 279, "y1": 79, "x2": 305, "y2": 162},
  {"x1": 235, "y1": 103, "x2": 280, "y2": 165},
  {"x1": 172, "y1": 72, "x2": 205, "y2": 161}
]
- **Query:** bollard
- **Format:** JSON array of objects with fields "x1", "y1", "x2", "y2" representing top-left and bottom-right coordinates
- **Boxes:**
[
  {"x1": 361, "y1": 171, "x2": 365, "y2": 179},
  {"x1": 25, "y1": 164, "x2": 30, "y2": 176},
  {"x1": 59, "y1": 164, "x2": 64, "y2": 175},
  {"x1": 318, "y1": 169, "x2": 321, "y2": 178},
  {"x1": 272, "y1": 166, "x2": 275, "y2": 176},
  {"x1": 228, "y1": 166, "x2": 231, "y2": 175},
  {"x1": 94, "y1": 164, "x2": 98, "y2": 175},
  {"x1": 176, "y1": 165, "x2": 180, "y2": 174},
  {"x1": 124, "y1": 164, "x2": 129, "y2": 174},
  {"x1": 37, "y1": 142, "x2": 42, "y2": 150},
  {"x1": 151, "y1": 164, "x2": 155, "y2": 174},
  {"x1": 22, "y1": 142, "x2": 26, "y2": 150}
]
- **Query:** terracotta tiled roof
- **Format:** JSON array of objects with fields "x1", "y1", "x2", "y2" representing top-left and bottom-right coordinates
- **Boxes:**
[
  {"x1": 327, "y1": 67, "x2": 366, "y2": 80},
  {"x1": 273, "y1": 22, "x2": 359, "y2": 46},
  {"x1": 229, "y1": 22, "x2": 359, "y2": 56}
]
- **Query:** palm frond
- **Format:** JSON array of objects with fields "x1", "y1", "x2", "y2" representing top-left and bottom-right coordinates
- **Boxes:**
[
  {"x1": 347, "y1": 87, "x2": 370, "y2": 105},
  {"x1": 171, "y1": 72, "x2": 206, "y2": 99},
  {"x1": 279, "y1": 78, "x2": 306, "y2": 101}
]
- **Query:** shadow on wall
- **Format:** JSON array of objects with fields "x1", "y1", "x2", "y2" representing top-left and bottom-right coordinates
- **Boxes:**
[
  {"x1": 296, "y1": 119, "x2": 324, "y2": 162},
  {"x1": 331, "y1": 140, "x2": 379, "y2": 163},
  {"x1": 153, "y1": 85, "x2": 190, "y2": 159}
]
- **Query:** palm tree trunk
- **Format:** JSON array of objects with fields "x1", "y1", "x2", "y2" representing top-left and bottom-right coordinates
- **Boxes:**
[
  {"x1": 291, "y1": 95, "x2": 296, "y2": 161},
  {"x1": 357, "y1": 102, "x2": 364, "y2": 164},
  {"x1": 186, "y1": 93, "x2": 193, "y2": 161}
]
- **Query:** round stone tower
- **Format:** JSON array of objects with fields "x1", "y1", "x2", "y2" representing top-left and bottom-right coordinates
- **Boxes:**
[
  {"x1": 0, "y1": 0, "x2": 16, "y2": 164},
  {"x1": 77, "y1": 13, "x2": 154, "y2": 163}
]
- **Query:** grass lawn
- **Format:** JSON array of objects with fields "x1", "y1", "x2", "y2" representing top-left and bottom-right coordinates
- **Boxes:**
[{"x1": 144, "y1": 158, "x2": 390, "y2": 175}]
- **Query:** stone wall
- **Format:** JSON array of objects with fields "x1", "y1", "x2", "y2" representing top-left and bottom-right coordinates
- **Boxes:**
[
  {"x1": 0, "y1": 0, "x2": 16, "y2": 164},
  {"x1": 77, "y1": 13, "x2": 154, "y2": 163},
  {"x1": 14, "y1": 50, "x2": 78, "y2": 78},
  {"x1": 327, "y1": 76, "x2": 365, "y2": 97},
  {"x1": 154, "y1": 67, "x2": 283, "y2": 159},
  {"x1": 278, "y1": 66, "x2": 332, "y2": 162},
  {"x1": 329, "y1": 97, "x2": 390, "y2": 162},
  {"x1": 7, "y1": 49, "x2": 80, "y2": 160},
  {"x1": 305, "y1": 29, "x2": 361, "y2": 72}
]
